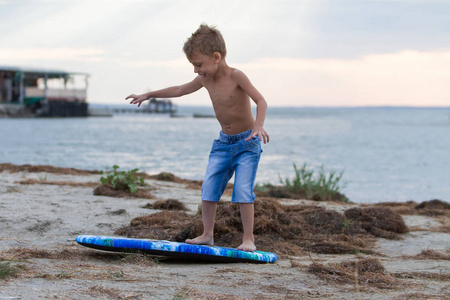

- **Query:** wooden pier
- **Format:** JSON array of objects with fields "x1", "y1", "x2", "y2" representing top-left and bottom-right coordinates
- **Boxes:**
[{"x1": 112, "y1": 98, "x2": 176, "y2": 114}]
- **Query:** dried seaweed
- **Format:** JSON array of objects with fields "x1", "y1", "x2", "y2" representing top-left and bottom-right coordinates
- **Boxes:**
[
  {"x1": 308, "y1": 258, "x2": 400, "y2": 289},
  {"x1": 93, "y1": 184, "x2": 154, "y2": 199},
  {"x1": 116, "y1": 198, "x2": 406, "y2": 255},
  {"x1": 344, "y1": 207, "x2": 409, "y2": 239},
  {"x1": 149, "y1": 199, "x2": 189, "y2": 211}
]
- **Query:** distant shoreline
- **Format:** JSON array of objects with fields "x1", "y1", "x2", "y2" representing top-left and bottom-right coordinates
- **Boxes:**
[{"x1": 90, "y1": 103, "x2": 450, "y2": 110}]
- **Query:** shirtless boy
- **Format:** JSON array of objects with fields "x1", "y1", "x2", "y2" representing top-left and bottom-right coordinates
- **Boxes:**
[{"x1": 126, "y1": 24, "x2": 269, "y2": 251}]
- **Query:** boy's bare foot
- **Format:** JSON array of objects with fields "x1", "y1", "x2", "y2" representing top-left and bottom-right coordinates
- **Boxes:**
[
  {"x1": 237, "y1": 240, "x2": 256, "y2": 252},
  {"x1": 185, "y1": 235, "x2": 214, "y2": 246}
]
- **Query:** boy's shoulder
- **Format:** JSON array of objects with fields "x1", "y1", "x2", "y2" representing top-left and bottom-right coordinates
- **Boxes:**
[{"x1": 229, "y1": 67, "x2": 249, "y2": 82}]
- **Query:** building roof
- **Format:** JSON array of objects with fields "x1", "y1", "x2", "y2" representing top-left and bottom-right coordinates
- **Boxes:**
[{"x1": 0, "y1": 65, "x2": 88, "y2": 78}]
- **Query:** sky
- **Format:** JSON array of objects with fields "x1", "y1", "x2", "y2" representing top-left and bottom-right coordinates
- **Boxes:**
[{"x1": 0, "y1": 0, "x2": 449, "y2": 107}]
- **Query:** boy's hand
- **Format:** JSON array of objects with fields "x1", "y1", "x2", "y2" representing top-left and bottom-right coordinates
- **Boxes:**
[
  {"x1": 125, "y1": 94, "x2": 148, "y2": 107},
  {"x1": 246, "y1": 126, "x2": 269, "y2": 144}
]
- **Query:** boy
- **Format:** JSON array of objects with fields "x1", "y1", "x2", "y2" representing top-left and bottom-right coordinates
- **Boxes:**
[{"x1": 126, "y1": 24, "x2": 269, "y2": 251}]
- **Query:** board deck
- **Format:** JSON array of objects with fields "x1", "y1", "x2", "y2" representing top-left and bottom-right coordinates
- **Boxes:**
[{"x1": 76, "y1": 235, "x2": 278, "y2": 263}]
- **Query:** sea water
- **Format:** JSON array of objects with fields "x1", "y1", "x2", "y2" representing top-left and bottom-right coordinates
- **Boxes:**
[{"x1": 1, "y1": 106, "x2": 449, "y2": 203}]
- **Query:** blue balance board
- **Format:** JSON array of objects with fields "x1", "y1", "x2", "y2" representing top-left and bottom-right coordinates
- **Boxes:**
[{"x1": 76, "y1": 235, "x2": 278, "y2": 263}]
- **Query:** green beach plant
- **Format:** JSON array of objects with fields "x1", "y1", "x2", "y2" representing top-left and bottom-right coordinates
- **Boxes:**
[
  {"x1": 0, "y1": 262, "x2": 17, "y2": 279},
  {"x1": 280, "y1": 163, "x2": 348, "y2": 202},
  {"x1": 172, "y1": 286, "x2": 190, "y2": 300},
  {"x1": 100, "y1": 165, "x2": 145, "y2": 194},
  {"x1": 6, "y1": 186, "x2": 21, "y2": 193},
  {"x1": 342, "y1": 219, "x2": 351, "y2": 233}
]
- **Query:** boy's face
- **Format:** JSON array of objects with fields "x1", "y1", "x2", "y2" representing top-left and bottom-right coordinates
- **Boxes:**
[{"x1": 187, "y1": 52, "x2": 220, "y2": 79}]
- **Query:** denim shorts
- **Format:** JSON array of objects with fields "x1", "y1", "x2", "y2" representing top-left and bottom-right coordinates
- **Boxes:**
[{"x1": 202, "y1": 130, "x2": 262, "y2": 204}]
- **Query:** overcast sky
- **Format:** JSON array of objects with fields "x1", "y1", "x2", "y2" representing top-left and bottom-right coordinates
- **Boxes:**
[{"x1": 1, "y1": 0, "x2": 449, "y2": 107}]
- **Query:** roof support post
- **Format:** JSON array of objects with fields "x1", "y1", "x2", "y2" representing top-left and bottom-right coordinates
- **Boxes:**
[
  {"x1": 44, "y1": 73, "x2": 48, "y2": 100},
  {"x1": 18, "y1": 71, "x2": 24, "y2": 105}
]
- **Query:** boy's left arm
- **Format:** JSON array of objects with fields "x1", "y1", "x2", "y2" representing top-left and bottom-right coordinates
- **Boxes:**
[{"x1": 233, "y1": 70, "x2": 269, "y2": 144}]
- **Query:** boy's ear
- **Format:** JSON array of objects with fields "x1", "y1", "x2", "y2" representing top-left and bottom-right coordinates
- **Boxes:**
[{"x1": 213, "y1": 52, "x2": 222, "y2": 63}]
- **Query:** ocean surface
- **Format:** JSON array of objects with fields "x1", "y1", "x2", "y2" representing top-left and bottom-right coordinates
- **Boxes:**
[{"x1": 1, "y1": 106, "x2": 449, "y2": 204}]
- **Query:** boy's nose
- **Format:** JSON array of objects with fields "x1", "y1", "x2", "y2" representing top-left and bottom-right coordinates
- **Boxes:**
[{"x1": 194, "y1": 67, "x2": 198, "y2": 73}]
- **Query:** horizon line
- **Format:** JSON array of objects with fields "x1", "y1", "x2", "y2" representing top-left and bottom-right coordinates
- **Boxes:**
[{"x1": 89, "y1": 102, "x2": 450, "y2": 109}]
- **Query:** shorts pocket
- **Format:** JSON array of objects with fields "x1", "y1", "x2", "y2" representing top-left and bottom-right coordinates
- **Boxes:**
[{"x1": 242, "y1": 138, "x2": 261, "y2": 152}]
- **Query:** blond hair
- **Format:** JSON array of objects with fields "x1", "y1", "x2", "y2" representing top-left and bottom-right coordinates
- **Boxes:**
[{"x1": 183, "y1": 24, "x2": 227, "y2": 58}]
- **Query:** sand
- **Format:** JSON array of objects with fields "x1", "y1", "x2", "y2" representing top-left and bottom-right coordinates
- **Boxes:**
[{"x1": 0, "y1": 164, "x2": 449, "y2": 299}]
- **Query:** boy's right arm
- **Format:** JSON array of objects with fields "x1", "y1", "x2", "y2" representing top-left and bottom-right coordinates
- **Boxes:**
[{"x1": 126, "y1": 77, "x2": 203, "y2": 107}]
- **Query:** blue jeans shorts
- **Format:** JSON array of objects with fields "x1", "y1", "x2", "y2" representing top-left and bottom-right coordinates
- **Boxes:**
[{"x1": 202, "y1": 130, "x2": 262, "y2": 204}]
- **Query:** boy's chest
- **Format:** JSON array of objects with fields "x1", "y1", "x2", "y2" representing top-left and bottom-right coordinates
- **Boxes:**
[{"x1": 203, "y1": 78, "x2": 243, "y2": 103}]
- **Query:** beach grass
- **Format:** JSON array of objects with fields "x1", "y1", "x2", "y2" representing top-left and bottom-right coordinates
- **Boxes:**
[
  {"x1": 280, "y1": 163, "x2": 347, "y2": 202},
  {"x1": 256, "y1": 163, "x2": 348, "y2": 202},
  {"x1": 0, "y1": 262, "x2": 17, "y2": 279}
]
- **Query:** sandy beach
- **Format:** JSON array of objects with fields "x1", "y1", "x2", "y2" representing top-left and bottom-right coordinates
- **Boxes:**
[{"x1": 0, "y1": 163, "x2": 449, "y2": 299}]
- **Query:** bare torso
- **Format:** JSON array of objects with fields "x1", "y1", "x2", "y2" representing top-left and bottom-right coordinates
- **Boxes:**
[{"x1": 200, "y1": 68, "x2": 255, "y2": 135}]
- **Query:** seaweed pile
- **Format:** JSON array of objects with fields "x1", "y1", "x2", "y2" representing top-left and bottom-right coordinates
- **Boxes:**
[
  {"x1": 307, "y1": 257, "x2": 400, "y2": 289},
  {"x1": 115, "y1": 198, "x2": 409, "y2": 256}
]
